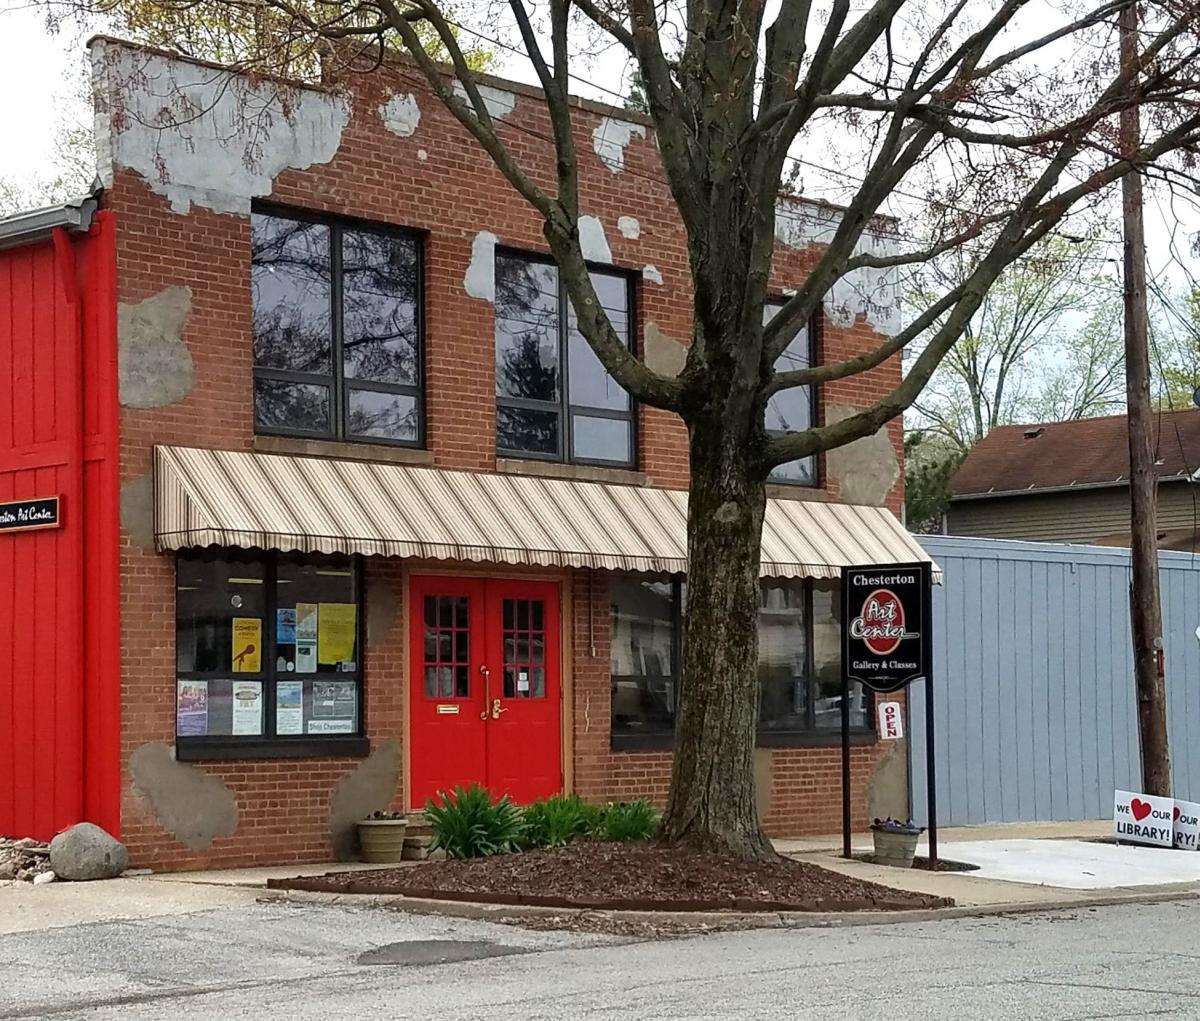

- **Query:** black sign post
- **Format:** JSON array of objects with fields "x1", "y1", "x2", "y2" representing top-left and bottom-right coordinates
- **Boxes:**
[{"x1": 840, "y1": 561, "x2": 935, "y2": 861}]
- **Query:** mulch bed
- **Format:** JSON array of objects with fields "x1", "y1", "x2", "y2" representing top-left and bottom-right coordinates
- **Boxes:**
[{"x1": 268, "y1": 841, "x2": 953, "y2": 913}]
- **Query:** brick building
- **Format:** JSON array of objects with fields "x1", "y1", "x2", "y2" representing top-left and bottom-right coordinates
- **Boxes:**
[{"x1": 0, "y1": 37, "x2": 930, "y2": 870}]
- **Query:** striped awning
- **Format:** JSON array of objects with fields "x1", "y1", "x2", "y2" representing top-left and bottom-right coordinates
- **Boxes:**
[{"x1": 154, "y1": 445, "x2": 937, "y2": 580}]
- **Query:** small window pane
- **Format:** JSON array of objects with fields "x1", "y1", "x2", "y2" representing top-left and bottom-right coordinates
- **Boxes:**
[
  {"x1": 254, "y1": 378, "x2": 330, "y2": 434},
  {"x1": 771, "y1": 457, "x2": 817, "y2": 485},
  {"x1": 568, "y1": 331, "x2": 630, "y2": 411},
  {"x1": 571, "y1": 414, "x2": 631, "y2": 464},
  {"x1": 347, "y1": 389, "x2": 418, "y2": 442},
  {"x1": 341, "y1": 230, "x2": 419, "y2": 386},
  {"x1": 611, "y1": 577, "x2": 676, "y2": 736},
  {"x1": 497, "y1": 405, "x2": 559, "y2": 456},
  {"x1": 251, "y1": 214, "x2": 332, "y2": 373},
  {"x1": 764, "y1": 303, "x2": 816, "y2": 486},
  {"x1": 176, "y1": 679, "x2": 265, "y2": 737},
  {"x1": 176, "y1": 557, "x2": 266, "y2": 674}
]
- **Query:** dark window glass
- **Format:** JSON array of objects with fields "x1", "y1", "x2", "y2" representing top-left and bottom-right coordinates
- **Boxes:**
[
  {"x1": 495, "y1": 253, "x2": 634, "y2": 465},
  {"x1": 764, "y1": 303, "x2": 817, "y2": 485},
  {"x1": 175, "y1": 552, "x2": 361, "y2": 745},
  {"x1": 251, "y1": 209, "x2": 423, "y2": 446},
  {"x1": 608, "y1": 575, "x2": 868, "y2": 746},
  {"x1": 611, "y1": 577, "x2": 679, "y2": 739},
  {"x1": 422, "y1": 595, "x2": 471, "y2": 698}
]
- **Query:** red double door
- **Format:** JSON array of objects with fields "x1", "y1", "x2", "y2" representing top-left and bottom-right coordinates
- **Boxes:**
[{"x1": 409, "y1": 576, "x2": 562, "y2": 808}]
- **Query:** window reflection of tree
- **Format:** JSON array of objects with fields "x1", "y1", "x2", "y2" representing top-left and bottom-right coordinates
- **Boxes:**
[
  {"x1": 251, "y1": 217, "x2": 332, "y2": 374},
  {"x1": 495, "y1": 256, "x2": 562, "y2": 453},
  {"x1": 342, "y1": 231, "x2": 419, "y2": 385}
]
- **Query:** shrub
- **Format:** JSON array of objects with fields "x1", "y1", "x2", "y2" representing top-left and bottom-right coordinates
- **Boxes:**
[
  {"x1": 597, "y1": 800, "x2": 659, "y2": 842},
  {"x1": 521, "y1": 794, "x2": 600, "y2": 848},
  {"x1": 425, "y1": 785, "x2": 525, "y2": 859}
]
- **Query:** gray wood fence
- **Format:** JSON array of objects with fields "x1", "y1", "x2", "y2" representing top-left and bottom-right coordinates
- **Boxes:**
[{"x1": 909, "y1": 536, "x2": 1200, "y2": 826}]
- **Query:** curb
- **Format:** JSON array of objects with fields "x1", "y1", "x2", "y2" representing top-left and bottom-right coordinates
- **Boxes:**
[{"x1": 256, "y1": 883, "x2": 1200, "y2": 932}]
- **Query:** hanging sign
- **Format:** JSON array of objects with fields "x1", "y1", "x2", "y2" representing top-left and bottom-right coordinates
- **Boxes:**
[
  {"x1": 0, "y1": 496, "x2": 61, "y2": 534},
  {"x1": 841, "y1": 561, "x2": 933, "y2": 693}
]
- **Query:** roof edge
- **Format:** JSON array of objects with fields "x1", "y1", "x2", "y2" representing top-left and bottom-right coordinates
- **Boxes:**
[
  {"x1": 950, "y1": 475, "x2": 1190, "y2": 501},
  {"x1": 0, "y1": 186, "x2": 102, "y2": 252}
]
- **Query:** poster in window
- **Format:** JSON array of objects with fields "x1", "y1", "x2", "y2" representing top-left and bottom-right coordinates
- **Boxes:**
[
  {"x1": 231, "y1": 681, "x2": 263, "y2": 735},
  {"x1": 313, "y1": 680, "x2": 356, "y2": 719},
  {"x1": 308, "y1": 718, "x2": 356, "y2": 734},
  {"x1": 231, "y1": 618, "x2": 262, "y2": 673},
  {"x1": 276, "y1": 681, "x2": 303, "y2": 736},
  {"x1": 295, "y1": 639, "x2": 317, "y2": 674},
  {"x1": 318, "y1": 603, "x2": 356, "y2": 665},
  {"x1": 296, "y1": 602, "x2": 318, "y2": 640},
  {"x1": 176, "y1": 680, "x2": 208, "y2": 736},
  {"x1": 276, "y1": 607, "x2": 297, "y2": 644}
]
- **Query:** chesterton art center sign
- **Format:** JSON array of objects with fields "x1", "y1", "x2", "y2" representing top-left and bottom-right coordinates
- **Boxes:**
[
  {"x1": 841, "y1": 562, "x2": 932, "y2": 693},
  {"x1": 0, "y1": 496, "x2": 60, "y2": 535}
]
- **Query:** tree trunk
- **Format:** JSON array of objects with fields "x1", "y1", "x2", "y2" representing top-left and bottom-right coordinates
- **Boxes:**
[{"x1": 660, "y1": 413, "x2": 775, "y2": 860}]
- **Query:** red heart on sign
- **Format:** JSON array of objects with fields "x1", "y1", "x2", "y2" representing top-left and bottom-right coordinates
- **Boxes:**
[
  {"x1": 1175, "y1": 806, "x2": 1181, "y2": 821},
  {"x1": 1132, "y1": 798, "x2": 1152, "y2": 821}
]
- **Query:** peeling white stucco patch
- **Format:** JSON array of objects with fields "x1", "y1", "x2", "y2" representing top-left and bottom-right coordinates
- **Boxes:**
[
  {"x1": 92, "y1": 41, "x2": 351, "y2": 216},
  {"x1": 418, "y1": 149, "x2": 429, "y2": 161},
  {"x1": 774, "y1": 199, "x2": 901, "y2": 335},
  {"x1": 642, "y1": 265, "x2": 663, "y2": 285},
  {"x1": 379, "y1": 92, "x2": 420, "y2": 137},
  {"x1": 452, "y1": 81, "x2": 515, "y2": 120},
  {"x1": 577, "y1": 216, "x2": 612, "y2": 264},
  {"x1": 618, "y1": 216, "x2": 640, "y2": 240},
  {"x1": 592, "y1": 117, "x2": 646, "y2": 173},
  {"x1": 464, "y1": 231, "x2": 498, "y2": 302}
]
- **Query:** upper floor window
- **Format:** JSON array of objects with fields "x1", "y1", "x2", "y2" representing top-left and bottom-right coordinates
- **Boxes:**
[
  {"x1": 251, "y1": 208, "x2": 423, "y2": 446},
  {"x1": 494, "y1": 252, "x2": 635, "y2": 466},
  {"x1": 764, "y1": 302, "x2": 816, "y2": 485}
]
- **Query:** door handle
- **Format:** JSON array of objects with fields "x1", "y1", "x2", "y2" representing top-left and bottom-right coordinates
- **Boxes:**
[
  {"x1": 479, "y1": 665, "x2": 491, "y2": 720},
  {"x1": 492, "y1": 699, "x2": 507, "y2": 719}
]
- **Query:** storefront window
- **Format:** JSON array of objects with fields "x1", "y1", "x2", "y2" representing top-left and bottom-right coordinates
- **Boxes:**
[
  {"x1": 609, "y1": 574, "x2": 869, "y2": 747},
  {"x1": 175, "y1": 551, "x2": 363, "y2": 757},
  {"x1": 611, "y1": 576, "x2": 680, "y2": 742}
]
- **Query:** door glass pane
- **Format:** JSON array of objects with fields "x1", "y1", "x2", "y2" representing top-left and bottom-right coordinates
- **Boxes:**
[
  {"x1": 423, "y1": 594, "x2": 470, "y2": 699},
  {"x1": 502, "y1": 597, "x2": 546, "y2": 700}
]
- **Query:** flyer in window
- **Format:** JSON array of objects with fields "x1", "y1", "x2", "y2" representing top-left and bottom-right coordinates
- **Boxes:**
[
  {"x1": 308, "y1": 719, "x2": 355, "y2": 735},
  {"x1": 317, "y1": 603, "x2": 356, "y2": 666},
  {"x1": 276, "y1": 681, "x2": 303, "y2": 736},
  {"x1": 231, "y1": 618, "x2": 262, "y2": 673},
  {"x1": 276, "y1": 607, "x2": 297, "y2": 645},
  {"x1": 176, "y1": 680, "x2": 208, "y2": 737},
  {"x1": 295, "y1": 639, "x2": 317, "y2": 674},
  {"x1": 296, "y1": 602, "x2": 318, "y2": 640},
  {"x1": 231, "y1": 681, "x2": 263, "y2": 735},
  {"x1": 313, "y1": 680, "x2": 356, "y2": 720}
]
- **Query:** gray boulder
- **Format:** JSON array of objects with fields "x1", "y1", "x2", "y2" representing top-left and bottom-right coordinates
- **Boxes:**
[{"x1": 49, "y1": 824, "x2": 129, "y2": 881}]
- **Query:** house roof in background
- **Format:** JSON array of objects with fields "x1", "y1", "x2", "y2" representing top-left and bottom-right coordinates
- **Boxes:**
[{"x1": 950, "y1": 409, "x2": 1200, "y2": 499}]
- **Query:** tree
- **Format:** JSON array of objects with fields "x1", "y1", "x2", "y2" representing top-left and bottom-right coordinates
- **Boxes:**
[
  {"x1": 48, "y1": 0, "x2": 1200, "y2": 859},
  {"x1": 909, "y1": 238, "x2": 1124, "y2": 452},
  {"x1": 903, "y1": 432, "x2": 962, "y2": 533}
]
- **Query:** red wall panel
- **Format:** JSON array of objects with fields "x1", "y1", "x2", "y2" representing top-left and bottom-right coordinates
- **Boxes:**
[{"x1": 0, "y1": 213, "x2": 119, "y2": 841}]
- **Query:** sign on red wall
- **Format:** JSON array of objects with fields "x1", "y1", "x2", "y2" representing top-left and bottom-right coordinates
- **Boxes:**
[{"x1": 0, "y1": 496, "x2": 61, "y2": 534}]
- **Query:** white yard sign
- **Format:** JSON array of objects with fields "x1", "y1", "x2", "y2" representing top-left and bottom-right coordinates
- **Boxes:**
[
  {"x1": 1114, "y1": 789, "x2": 1175, "y2": 847},
  {"x1": 877, "y1": 701, "x2": 903, "y2": 740},
  {"x1": 1175, "y1": 798, "x2": 1200, "y2": 851}
]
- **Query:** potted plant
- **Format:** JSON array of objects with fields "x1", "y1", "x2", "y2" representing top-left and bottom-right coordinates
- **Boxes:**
[
  {"x1": 357, "y1": 811, "x2": 408, "y2": 864},
  {"x1": 871, "y1": 817, "x2": 923, "y2": 868}
]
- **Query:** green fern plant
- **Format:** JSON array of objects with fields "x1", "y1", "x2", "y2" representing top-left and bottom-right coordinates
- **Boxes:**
[
  {"x1": 597, "y1": 800, "x2": 659, "y2": 842},
  {"x1": 521, "y1": 794, "x2": 600, "y2": 848},
  {"x1": 425, "y1": 785, "x2": 525, "y2": 858}
]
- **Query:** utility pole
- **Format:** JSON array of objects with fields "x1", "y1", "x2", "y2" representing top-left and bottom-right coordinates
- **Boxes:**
[{"x1": 1120, "y1": 0, "x2": 1172, "y2": 797}]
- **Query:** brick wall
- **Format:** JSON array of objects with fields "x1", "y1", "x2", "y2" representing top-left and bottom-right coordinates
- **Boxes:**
[{"x1": 103, "y1": 40, "x2": 905, "y2": 867}]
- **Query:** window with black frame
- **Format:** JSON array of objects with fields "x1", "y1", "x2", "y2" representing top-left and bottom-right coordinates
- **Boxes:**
[
  {"x1": 494, "y1": 252, "x2": 635, "y2": 466},
  {"x1": 175, "y1": 551, "x2": 364, "y2": 758},
  {"x1": 251, "y1": 208, "x2": 423, "y2": 445},
  {"x1": 609, "y1": 575, "x2": 868, "y2": 746},
  {"x1": 763, "y1": 302, "x2": 817, "y2": 485}
]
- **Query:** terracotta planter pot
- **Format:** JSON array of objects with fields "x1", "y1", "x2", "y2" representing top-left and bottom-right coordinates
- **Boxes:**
[
  {"x1": 871, "y1": 827, "x2": 920, "y2": 868},
  {"x1": 357, "y1": 819, "x2": 408, "y2": 864}
]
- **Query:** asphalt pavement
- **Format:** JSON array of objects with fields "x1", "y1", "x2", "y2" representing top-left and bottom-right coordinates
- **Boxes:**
[{"x1": 0, "y1": 898, "x2": 1194, "y2": 1019}]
